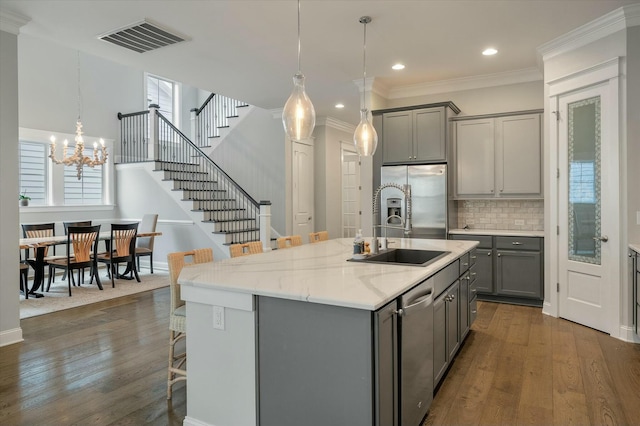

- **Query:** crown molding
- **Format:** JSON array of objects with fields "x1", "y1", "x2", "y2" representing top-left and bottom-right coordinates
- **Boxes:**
[
  {"x1": 0, "y1": 10, "x2": 30, "y2": 35},
  {"x1": 538, "y1": 4, "x2": 640, "y2": 62},
  {"x1": 387, "y1": 68, "x2": 542, "y2": 99},
  {"x1": 316, "y1": 116, "x2": 356, "y2": 134}
]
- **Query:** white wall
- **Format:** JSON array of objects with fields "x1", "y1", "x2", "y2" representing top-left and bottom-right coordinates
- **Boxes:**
[
  {"x1": 0, "y1": 29, "x2": 22, "y2": 346},
  {"x1": 626, "y1": 26, "x2": 640, "y2": 245},
  {"x1": 314, "y1": 123, "x2": 356, "y2": 239},
  {"x1": 210, "y1": 107, "x2": 286, "y2": 234},
  {"x1": 385, "y1": 80, "x2": 544, "y2": 116}
]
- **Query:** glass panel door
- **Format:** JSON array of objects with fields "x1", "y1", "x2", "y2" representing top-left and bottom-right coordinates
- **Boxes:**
[{"x1": 567, "y1": 96, "x2": 600, "y2": 264}]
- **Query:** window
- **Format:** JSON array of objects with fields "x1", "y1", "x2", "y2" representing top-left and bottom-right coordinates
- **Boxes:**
[
  {"x1": 146, "y1": 74, "x2": 175, "y2": 122},
  {"x1": 569, "y1": 161, "x2": 595, "y2": 204},
  {"x1": 19, "y1": 141, "x2": 47, "y2": 206},
  {"x1": 63, "y1": 145, "x2": 103, "y2": 205},
  {"x1": 19, "y1": 128, "x2": 113, "y2": 208}
]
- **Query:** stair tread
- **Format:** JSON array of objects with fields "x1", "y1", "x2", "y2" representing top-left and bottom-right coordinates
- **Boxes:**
[
  {"x1": 172, "y1": 189, "x2": 226, "y2": 192},
  {"x1": 212, "y1": 228, "x2": 260, "y2": 235},
  {"x1": 193, "y1": 208, "x2": 247, "y2": 212},
  {"x1": 156, "y1": 160, "x2": 198, "y2": 166},
  {"x1": 183, "y1": 198, "x2": 236, "y2": 202}
]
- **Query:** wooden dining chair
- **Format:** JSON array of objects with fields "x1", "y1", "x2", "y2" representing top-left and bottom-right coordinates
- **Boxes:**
[
  {"x1": 308, "y1": 231, "x2": 329, "y2": 243},
  {"x1": 46, "y1": 225, "x2": 102, "y2": 296},
  {"x1": 229, "y1": 241, "x2": 263, "y2": 258},
  {"x1": 20, "y1": 262, "x2": 29, "y2": 299},
  {"x1": 167, "y1": 248, "x2": 214, "y2": 400},
  {"x1": 97, "y1": 223, "x2": 139, "y2": 288},
  {"x1": 277, "y1": 235, "x2": 303, "y2": 249},
  {"x1": 55, "y1": 221, "x2": 93, "y2": 284},
  {"x1": 135, "y1": 214, "x2": 158, "y2": 273},
  {"x1": 21, "y1": 223, "x2": 60, "y2": 285}
]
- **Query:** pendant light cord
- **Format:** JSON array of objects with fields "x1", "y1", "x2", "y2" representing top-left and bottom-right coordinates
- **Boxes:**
[
  {"x1": 77, "y1": 51, "x2": 82, "y2": 121},
  {"x1": 362, "y1": 20, "x2": 367, "y2": 110},
  {"x1": 297, "y1": 0, "x2": 301, "y2": 73}
]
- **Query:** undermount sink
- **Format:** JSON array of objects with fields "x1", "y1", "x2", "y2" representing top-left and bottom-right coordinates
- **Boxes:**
[{"x1": 350, "y1": 248, "x2": 450, "y2": 267}]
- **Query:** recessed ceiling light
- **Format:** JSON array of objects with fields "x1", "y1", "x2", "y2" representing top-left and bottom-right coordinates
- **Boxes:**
[
  {"x1": 335, "y1": 103, "x2": 345, "y2": 109},
  {"x1": 392, "y1": 63, "x2": 405, "y2": 70},
  {"x1": 482, "y1": 48, "x2": 498, "y2": 56}
]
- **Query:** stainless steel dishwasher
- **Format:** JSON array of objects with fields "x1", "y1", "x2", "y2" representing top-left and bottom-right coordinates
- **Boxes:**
[{"x1": 398, "y1": 277, "x2": 434, "y2": 426}]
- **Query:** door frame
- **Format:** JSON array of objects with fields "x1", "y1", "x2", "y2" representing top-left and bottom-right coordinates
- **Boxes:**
[{"x1": 545, "y1": 57, "x2": 621, "y2": 337}]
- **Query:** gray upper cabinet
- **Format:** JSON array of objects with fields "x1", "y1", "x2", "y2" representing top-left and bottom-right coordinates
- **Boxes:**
[
  {"x1": 453, "y1": 111, "x2": 542, "y2": 199},
  {"x1": 374, "y1": 102, "x2": 460, "y2": 166}
]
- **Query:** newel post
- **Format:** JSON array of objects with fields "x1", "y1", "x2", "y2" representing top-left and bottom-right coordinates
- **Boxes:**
[
  {"x1": 190, "y1": 108, "x2": 198, "y2": 145},
  {"x1": 260, "y1": 201, "x2": 272, "y2": 252},
  {"x1": 148, "y1": 104, "x2": 159, "y2": 161}
]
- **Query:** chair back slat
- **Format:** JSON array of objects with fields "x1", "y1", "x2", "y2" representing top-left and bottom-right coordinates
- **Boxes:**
[
  {"x1": 167, "y1": 248, "x2": 214, "y2": 312},
  {"x1": 114, "y1": 228, "x2": 137, "y2": 256},
  {"x1": 229, "y1": 241, "x2": 263, "y2": 258},
  {"x1": 277, "y1": 235, "x2": 303, "y2": 249},
  {"x1": 22, "y1": 223, "x2": 56, "y2": 257},
  {"x1": 71, "y1": 231, "x2": 98, "y2": 262}
]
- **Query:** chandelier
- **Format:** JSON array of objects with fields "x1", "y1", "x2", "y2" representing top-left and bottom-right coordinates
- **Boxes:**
[{"x1": 49, "y1": 51, "x2": 108, "y2": 180}]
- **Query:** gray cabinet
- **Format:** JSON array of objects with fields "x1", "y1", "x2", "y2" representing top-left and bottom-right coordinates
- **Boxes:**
[
  {"x1": 450, "y1": 234, "x2": 543, "y2": 306},
  {"x1": 453, "y1": 111, "x2": 542, "y2": 199},
  {"x1": 374, "y1": 102, "x2": 460, "y2": 165},
  {"x1": 374, "y1": 300, "x2": 398, "y2": 426}
]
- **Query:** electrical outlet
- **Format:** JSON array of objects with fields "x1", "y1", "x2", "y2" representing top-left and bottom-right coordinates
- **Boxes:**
[
  {"x1": 213, "y1": 306, "x2": 225, "y2": 330},
  {"x1": 514, "y1": 219, "x2": 525, "y2": 226}
]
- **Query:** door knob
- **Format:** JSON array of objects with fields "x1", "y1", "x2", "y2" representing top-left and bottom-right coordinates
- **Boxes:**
[{"x1": 593, "y1": 235, "x2": 609, "y2": 242}]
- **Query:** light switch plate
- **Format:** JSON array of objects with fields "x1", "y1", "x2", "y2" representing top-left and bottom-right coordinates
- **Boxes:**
[{"x1": 213, "y1": 306, "x2": 225, "y2": 330}]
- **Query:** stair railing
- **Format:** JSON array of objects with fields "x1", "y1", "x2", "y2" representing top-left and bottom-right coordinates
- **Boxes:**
[
  {"x1": 117, "y1": 104, "x2": 265, "y2": 246},
  {"x1": 191, "y1": 93, "x2": 249, "y2": 147}
]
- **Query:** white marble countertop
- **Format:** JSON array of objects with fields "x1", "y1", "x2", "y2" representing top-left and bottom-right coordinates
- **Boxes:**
[
  {"x1": 449, "y1": 228, "x2": 544, "y2": 237},
  {"x1": 630, "y1": 243, "x2": 640, "y2": 253},
  {"x1": 178, "y1": 238, "x2": 478, "y2": 311}
]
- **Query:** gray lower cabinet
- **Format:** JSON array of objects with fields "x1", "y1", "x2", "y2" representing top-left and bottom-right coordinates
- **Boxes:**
[
  {"x1": 257, "y1": 296, "x2": 391, "y2": 426},
  {"x1": 450, "y1": 234, "x2": 543, "y2": 305}
]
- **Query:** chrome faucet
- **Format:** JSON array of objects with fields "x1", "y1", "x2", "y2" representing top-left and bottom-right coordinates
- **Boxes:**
[{"x1": 371, "y1": 183, "x2": 412, "y2": 254}]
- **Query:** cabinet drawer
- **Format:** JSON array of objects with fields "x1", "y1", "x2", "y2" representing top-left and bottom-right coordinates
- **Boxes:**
[
  {"x1": 459, "y1": 253, "x2": 471, "y2": 275},
  {"x1": 469, "y1": 297, "x2": 478, "y2": 326},
  {"x1": 469, "y1": 275, "x2": 478, "y2": 300},
  {"x1": 434, "y1": 260, "x2": 460, "y2": 297},
  {"x1": 495, "y1": 236, "x2": 541, "y2": 251},
  {"x1": 449, "y1": 234, "x2": 492, "y2": 249},
  {"x1": 469, "y1": 249, "x2": 478, "y2": 266}
]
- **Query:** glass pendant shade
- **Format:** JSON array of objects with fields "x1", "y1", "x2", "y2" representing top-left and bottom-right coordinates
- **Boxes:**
[
  {"x1": 354, "y1": 108, "x2": 378, "y2": 157},
  {"x1": 282, "y1": 72, "x2": 316, "y2": 141}
]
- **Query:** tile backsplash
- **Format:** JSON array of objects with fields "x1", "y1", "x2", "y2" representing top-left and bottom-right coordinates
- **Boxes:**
[{"x1": 456, "y1": 200, "x2": 544, "y2": 231}]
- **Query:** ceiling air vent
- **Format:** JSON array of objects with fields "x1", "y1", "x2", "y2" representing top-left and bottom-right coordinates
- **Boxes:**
[{"x1": 98, "y1": 19, "x2": 188, "y2": 53}]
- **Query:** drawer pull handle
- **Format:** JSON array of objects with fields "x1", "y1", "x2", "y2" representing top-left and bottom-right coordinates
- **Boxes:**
[
  {"x1": 471, "y1": 310, "x2": 477, "y2": 314},
  {"x1": 512, "y1": 242, "x2": 522, "y2": 245},
  {"x1": 471, "y1": 256, "x2": 477, "y2": 260},
  {"x1": 463, "y1": 262, "x2": 469, "y2": 266},
  {"x1": 471, "y1": 272, "x2": 477, "y2": 277}
]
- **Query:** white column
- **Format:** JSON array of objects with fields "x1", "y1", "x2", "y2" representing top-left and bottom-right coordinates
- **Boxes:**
[{"x1": 260, "y1": 201, "x2": 272, "y2": 251}]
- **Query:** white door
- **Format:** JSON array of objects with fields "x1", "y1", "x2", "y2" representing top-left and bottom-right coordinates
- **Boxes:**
[
  {"x1": 292, "y1": 141, "x2": 314, "y2": 237},
  {"x1": 341, "y1": 144, "x2": 360, "y2": 238},
  {"x1": 557, "y1": 82, "x2": 619, "y2": 334}
]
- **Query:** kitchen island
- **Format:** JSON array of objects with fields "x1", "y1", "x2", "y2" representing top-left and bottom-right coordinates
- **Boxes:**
[{"x1": 178, "y1": 238, "x2": 478, "y2": 426}]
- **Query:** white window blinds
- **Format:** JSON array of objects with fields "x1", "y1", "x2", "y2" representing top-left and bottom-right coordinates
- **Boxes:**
[{"x1": 19, "y1": 141, "x2": 47, "y2": 205}]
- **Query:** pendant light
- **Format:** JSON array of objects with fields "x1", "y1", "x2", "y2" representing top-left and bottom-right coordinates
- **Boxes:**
[
  {"x1": 282, "y1": 0, "x2": 316, "y2": 141},
  {"x1": 353, "y1": 16, "x2": 378, "y2": 157}
]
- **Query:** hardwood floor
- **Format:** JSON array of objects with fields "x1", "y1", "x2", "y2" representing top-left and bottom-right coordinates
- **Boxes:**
[
  {"x1": 0, "y1": 287, "x2": 186, "y2": 426},
  {"x1": 1, "y1": 293, "x2": 638, "y2": 426},
  {"x1": 425, "y1": 301, "x2": 640, "y2": 426}
]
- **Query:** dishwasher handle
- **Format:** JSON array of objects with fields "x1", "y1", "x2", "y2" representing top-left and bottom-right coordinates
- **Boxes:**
[{"x1": 397, "y1": 291, "x2": 433, "y2": 317}]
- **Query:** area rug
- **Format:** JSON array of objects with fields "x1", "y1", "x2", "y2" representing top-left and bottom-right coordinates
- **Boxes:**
[{"x1": 20, "y1": 271, "x2": 170, "y2": 319}]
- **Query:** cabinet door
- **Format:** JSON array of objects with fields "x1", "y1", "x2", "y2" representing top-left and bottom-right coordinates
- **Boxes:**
[
  {"x1": 414, "y1": 108, "x2": 445, "y2": 162},
  {"x1": 460, "y1": 273, "x2": 470, "y2": 339},
  {"x1": 474, "y1": 248, "x2": 494, "y2": 294},
  {"x1": 455, "y1": 119, "x2": 495, "y2": 196},
  {"x1": 374, "y1": 300, "x2": 398, "y2": 426},
  {"x1": 496, "y1": 250, "x2": 542, "y2": 299},
  {"x1": 446, "y1": 280, "x2": 460, "y2": 361},
  {"x1": 433, "y1": 292, "x2": 447, "y2": 388},
  {"x1": 383, "y1": 111, "x2": 412, "y2": 164},
  {"x1": 496, "y1": 114, "x2": 541, "y2": 196}
]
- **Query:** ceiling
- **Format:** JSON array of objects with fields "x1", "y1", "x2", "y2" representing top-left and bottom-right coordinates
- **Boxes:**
[{"x1": 1, "y1": 0, "x2": 638, "y2": 124}]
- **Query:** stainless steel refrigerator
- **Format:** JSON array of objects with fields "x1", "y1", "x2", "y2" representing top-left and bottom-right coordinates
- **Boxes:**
[{"x1": 380, "y1": 164, "x2": 447, "y2": 239}]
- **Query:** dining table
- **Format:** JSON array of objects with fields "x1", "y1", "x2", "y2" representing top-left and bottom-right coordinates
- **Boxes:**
[{"x1": 19, "y1": 230, "x2": 162, "y2": 298}]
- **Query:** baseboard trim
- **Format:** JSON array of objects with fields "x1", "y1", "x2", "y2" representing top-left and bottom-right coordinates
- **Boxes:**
[
  {"x1": 183, "y1": 416, "x2": 215, "y2": 426},
  {"x1": 618, "y1": 325, "x2": 640, "y2": 343},
  {"x1": 0, "y1": 327, "x2": 23, "y2": 347}
]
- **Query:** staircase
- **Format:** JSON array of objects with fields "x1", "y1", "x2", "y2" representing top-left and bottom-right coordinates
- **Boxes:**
[{"x1": 118, "y1": 94, "x2": 264, "y2": 248}]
